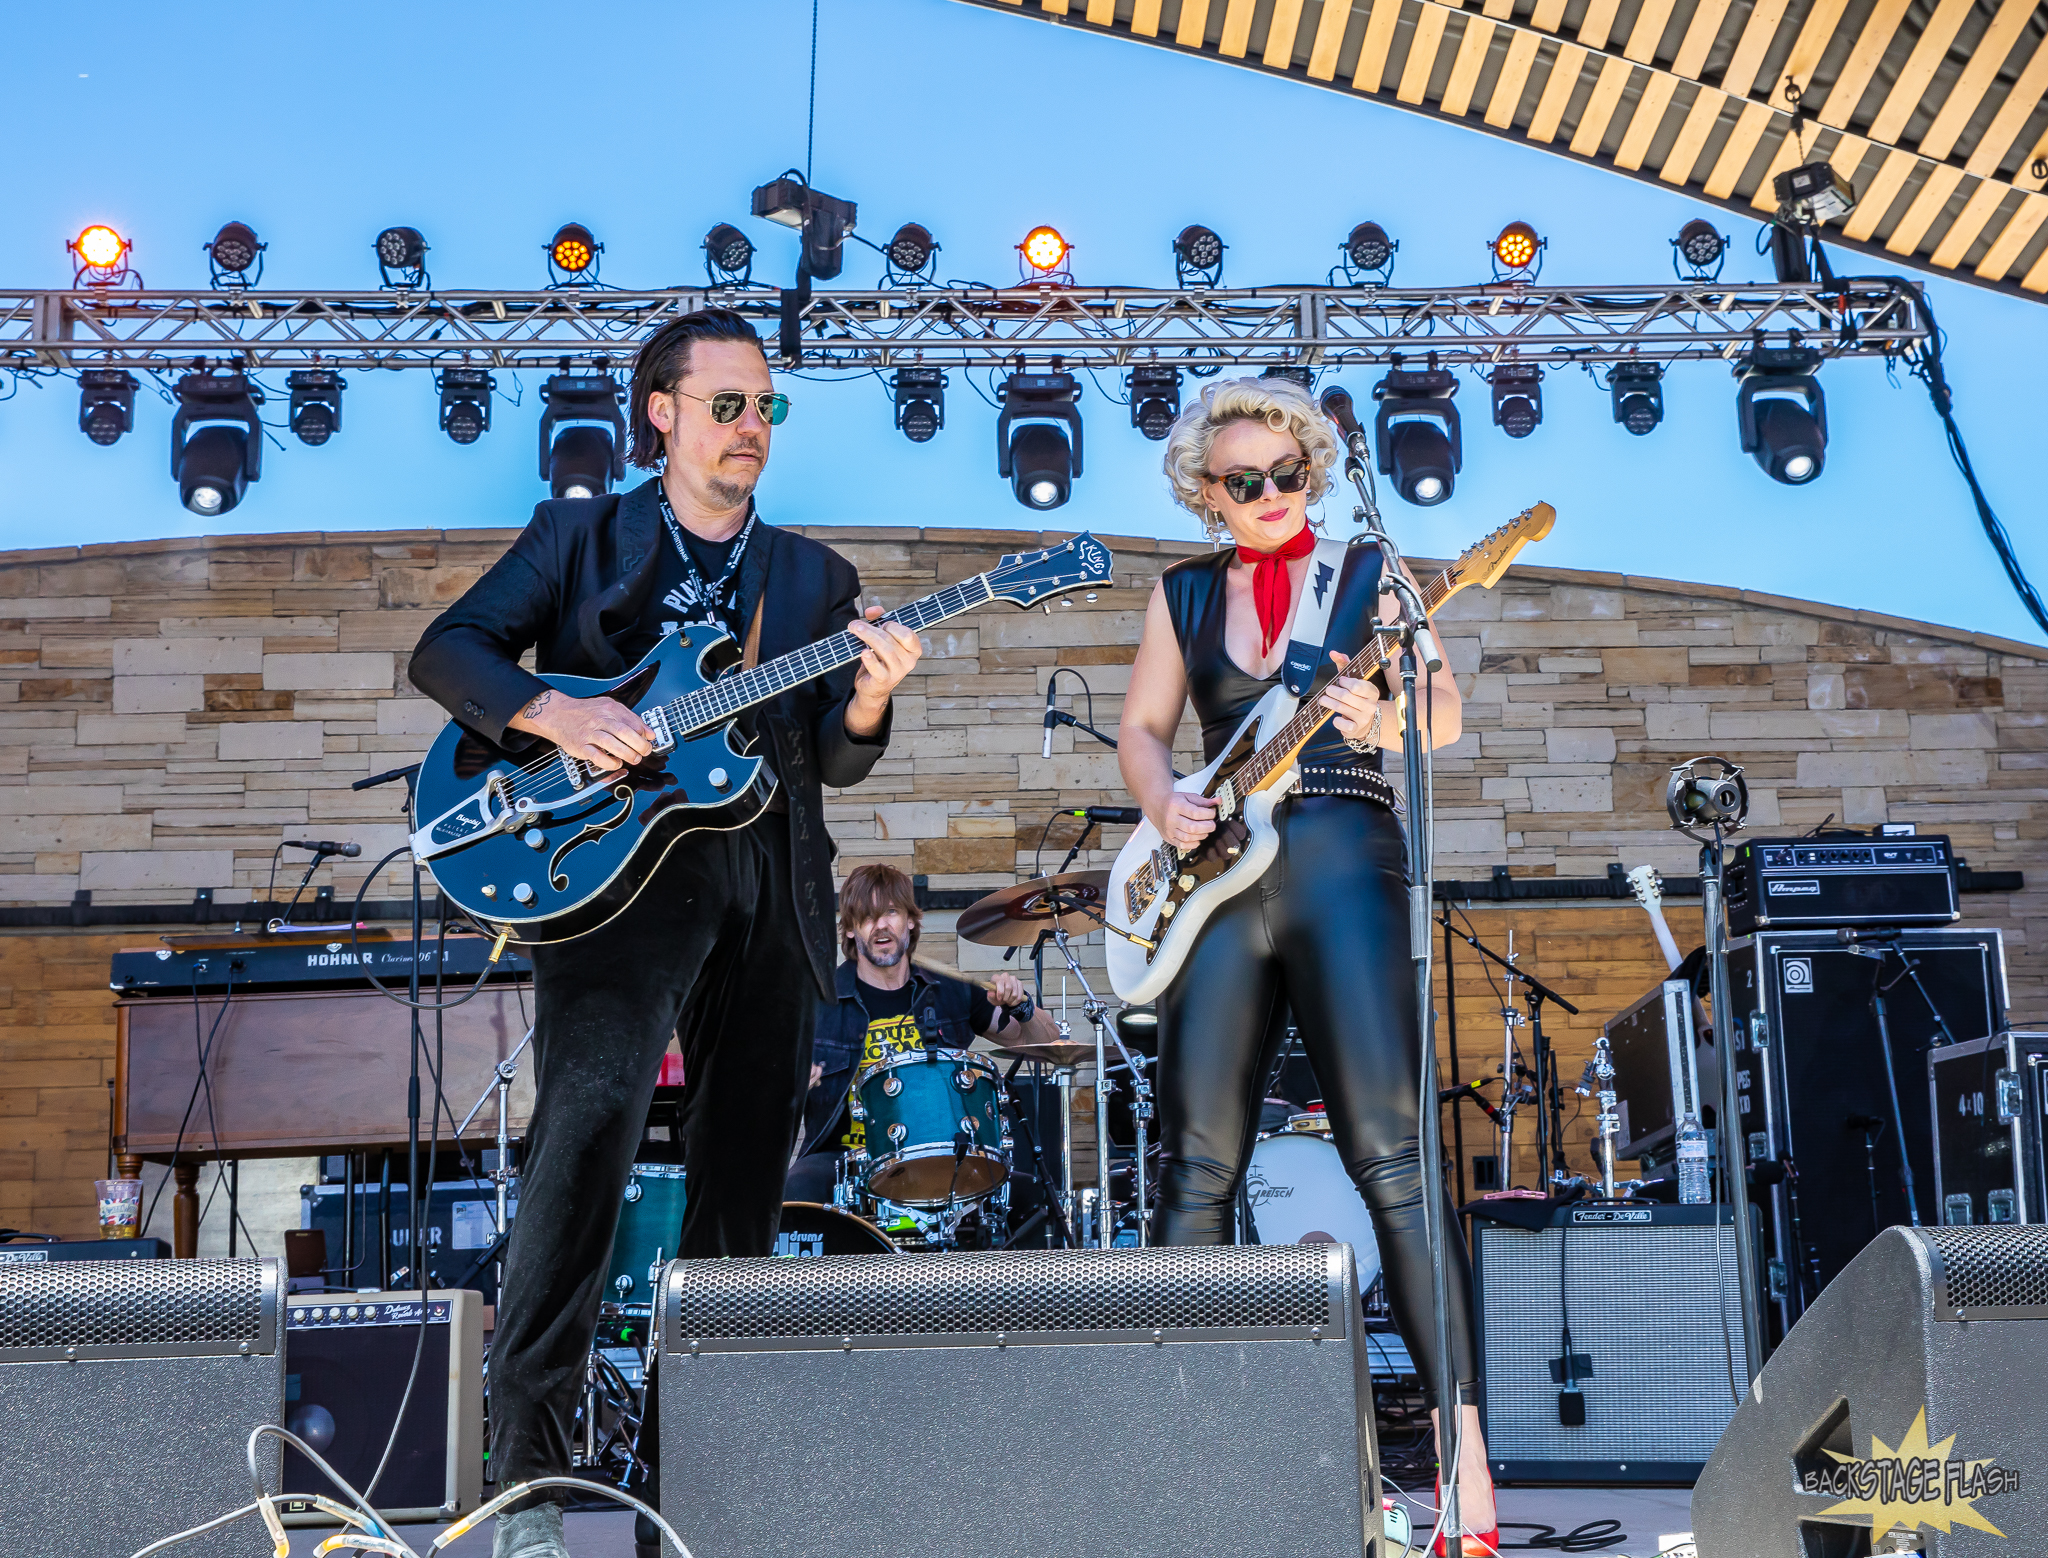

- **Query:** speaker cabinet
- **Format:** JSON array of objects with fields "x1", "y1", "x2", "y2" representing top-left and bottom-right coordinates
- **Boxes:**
[
  {"x1": 279, "y1": 1289, "x2": 483, "y2": 1525},
  {"x1": 1694, "y1": 1225, "x2": 2048, "y2": 1557},
  {"x1": 657, "y1": 1244, "x2": 1378, "y2": 1558},
  {"x1": 1726, "y1": 928, "x2": 2009, "y2": 1337},
  {"x1": 1474, "y1": 1204, "x2": 1746, "y2": 1484},
  {"x1": 0, "y1": 1257, "x2": 284, "y2": 1558}
]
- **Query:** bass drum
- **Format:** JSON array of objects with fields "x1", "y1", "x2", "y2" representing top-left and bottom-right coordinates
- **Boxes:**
[
  {"x1": 1243, "y1": 1131, "x2": 1382, "y2": 1289},
  {"x1": 774, "y1": 1201, "x2": 896, "y2": 1258}
]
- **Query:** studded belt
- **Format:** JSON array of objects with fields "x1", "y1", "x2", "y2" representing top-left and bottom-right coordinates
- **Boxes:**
[{"x1": 1291, "y1": 763, "x2": 1401, "y2": 813}]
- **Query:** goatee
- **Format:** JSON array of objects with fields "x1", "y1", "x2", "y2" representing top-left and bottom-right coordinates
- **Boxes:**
[{"x1": 860, "y1": 937, "x2": 905, "y2": 969}]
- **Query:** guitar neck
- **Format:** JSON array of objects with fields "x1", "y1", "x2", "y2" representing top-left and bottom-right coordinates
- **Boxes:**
[
  {"x1": 1232, "y1": 564, "x2": 1454, "y2": 794},
  {"x1": 668, "y1": 575, "x2": 994, "y2": 733}
]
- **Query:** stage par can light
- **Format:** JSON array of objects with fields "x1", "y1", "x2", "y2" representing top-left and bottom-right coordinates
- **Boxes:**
[
  {"x1": 892, "y1": 367, "x2": 946, "y2": 443},
  {"x1": 438, "y1": 367, "x2": 495, "y2": 445},
  {"x1": 1344, "y1": 221, "x2": 1395, "y2": 273},
  {"x1": 1737, "y1": 351, "x2": 1827, "y2": 485},
  {"x1": 171, "y1": 372, "x2": 264, "y2": 516},
  {"x1": 71, "y1": 224, "x2": 132, "y2": 284},
  {"x1": 548, "y1": 222, "x2": 600, "y2": 281},
  {"x1": 886, "y1": 222, "x2": 936, "y2": 276},
  {"x1": 1020, "y1": 225, "x2": 1070, "y2": 274},
  {"x1": 1173, "y1": 225, "x2": 1225, "y2": 285},
  {"x1": 1490, "y1": 220, "x2": 1542, "y2": 274},
  {"x1": 375, "y1": 226, "x2": 429, "y2": 287},
  {"x1": 1490, "y1": 365, "x2": 1543, "y2": 439},
  {"x1": 207, "y1": 221, "x2": 264, "y2": 284},
  {"x1": 1610, "y1": 362, "x2": 1664, "y2": 435},
  {"x1": 538, "y1": 371, "x2": 626, "y2": 498},
  {"x1": 1128, "y1": 364, "x2": 1182, "y2": 441},
  {"x1": 286, "y1": 369, "x2": 345, "y2": 447},
  {"x1": 1674, "y1": 219, "x2": 1725, "y2": 274},
  {"x1": 704, "y1": 223, "x2": 754, "y2": 284},
  {"x1": 78, "y1": 369, "x2": 139, "y2": 446},
  {"x1": 1373, "y1": 364, "x2": 1461, "y2": 507}
]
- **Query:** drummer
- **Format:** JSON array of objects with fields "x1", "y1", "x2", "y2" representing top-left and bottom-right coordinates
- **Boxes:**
[{"x1": 789, "y1": 863, "x2": 1060, "y2": 1199}]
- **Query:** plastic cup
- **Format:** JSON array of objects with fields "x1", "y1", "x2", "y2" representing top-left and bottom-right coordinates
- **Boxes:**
[{"x1": 95, "y1": 1178, "x2": 143, "y2": 1240}]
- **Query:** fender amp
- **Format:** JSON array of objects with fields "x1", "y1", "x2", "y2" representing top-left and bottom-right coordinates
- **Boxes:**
[
  {"x1": 657, "y1": 1244, "x2": 1379, "y2": 1558},
  {"x1": 278, "y1": 1289, "x2": 484, "y2": 1526},
  {"x1": 1726, "y1": 833, "x2": 1958, "y2": 935},
  {"x1": 1473, "y1": 1204, "x2": 1746, "y2": 1484},
  {"x1": 0, "y1": 1257, "x2": 283, "y2": 1558},
  {"x1": 1693, "y1": 1225, "x2": 2048, "y2": 1556}
]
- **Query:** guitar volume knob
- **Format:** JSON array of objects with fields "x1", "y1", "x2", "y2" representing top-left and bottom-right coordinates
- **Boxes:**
[
  {"x1": 708, "y1": 768, "x2": 730, "y2": 791},
  {"x1": 512, "y1": 883, "x2": 536, "y2": 906},
  {"x1": 1178, "y1": 873, "x2": 1197, "y2": 892},
  {"x1": 523, "y1": 828, "x2": 546, "y2": 850}
]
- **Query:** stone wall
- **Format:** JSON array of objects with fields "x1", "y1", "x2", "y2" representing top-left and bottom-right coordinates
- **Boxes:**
[{"x1": 0, "y1": 522, "x2": 2040, "y2": 1237}]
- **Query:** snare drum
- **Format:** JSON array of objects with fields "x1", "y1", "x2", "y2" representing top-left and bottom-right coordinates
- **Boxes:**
[
  {"x1": 604, "y1": 1162, "x2": 686, "y2": 1310},
  {"x1": 854, "y1": 1048, "x2": 1007, "y2": 1206},
  {"x1": 1243, "y1": 1131, "x2": 1382, "y2": 1289}
]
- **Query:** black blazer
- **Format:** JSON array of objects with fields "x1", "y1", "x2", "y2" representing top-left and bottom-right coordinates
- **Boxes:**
[{"x1": 409, "y1": 477, "x2": 890, "y2": 998}]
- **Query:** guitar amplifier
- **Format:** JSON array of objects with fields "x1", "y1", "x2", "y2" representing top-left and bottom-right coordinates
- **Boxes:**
[
  {"x1": 1930, "y1": 1032, "x2": 2048, "y2": 1228},
  {"x1": 0, "y1": 1237, "x2": 171, "y2": 1264},
  {"x1": 279, "y1": 1290, "x2": 483, "y2": 1525},
  {"x1": 658, "y1": 1244, "x2": 1380, "y2": 1558},
  {"x1": 0, "y1": 1257, "x2": 283, "y2": 1557},
  {"x1": 1725, "y1": 833, "x2": 1957, "y2": 935},
  {"x1": 1473, "y1": 1204, "x2": 1746, "y2": 1484}
]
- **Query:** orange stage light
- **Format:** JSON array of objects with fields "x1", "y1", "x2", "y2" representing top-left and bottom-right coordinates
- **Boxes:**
[
  {"x1": 550, "y1": 223, "x2": 596, "y2": 274},
  {"x1": 1021, "y1": 225, "x2": 1070, "y2": 273},
  {"x1": 1492, "y1": 221, "x2": 1540, "y2": 272},
  {"x1": 74, "y1": 225, "x2": 127, "y2": 270}
]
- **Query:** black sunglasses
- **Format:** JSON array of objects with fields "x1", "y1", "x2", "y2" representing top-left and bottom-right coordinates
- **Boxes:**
[
  {"x1": 674, "y1": 389, "x2": 790, "y2": 426},
  {"x1": 1208, "y1": 455, "x2": 1312, "y2": 504}
]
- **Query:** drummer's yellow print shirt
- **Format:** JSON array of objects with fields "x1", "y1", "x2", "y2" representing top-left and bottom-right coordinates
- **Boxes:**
[{"x1": 842, "y1": 979, "x2": 923, "y2": 1151}]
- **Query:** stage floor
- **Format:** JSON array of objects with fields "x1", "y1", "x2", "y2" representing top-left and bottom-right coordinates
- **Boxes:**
[{"x1": 413, "y1": 1484, "x2": 1699, "y2": 1556}]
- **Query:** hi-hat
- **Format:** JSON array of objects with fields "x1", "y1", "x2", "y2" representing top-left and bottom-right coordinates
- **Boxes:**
[{"x1": 956, "y1": 871, "x2": 1110, "y2": 947}]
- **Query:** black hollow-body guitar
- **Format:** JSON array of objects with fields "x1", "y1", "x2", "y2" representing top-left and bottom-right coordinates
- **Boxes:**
[{"x1": 410, "y1": 534, "x2": 1114, "y2": 943}]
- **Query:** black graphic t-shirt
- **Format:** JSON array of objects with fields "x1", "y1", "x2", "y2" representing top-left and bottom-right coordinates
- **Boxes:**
[{"x1": 838, "y1": 976, "x2": 997, "y2": 1151}]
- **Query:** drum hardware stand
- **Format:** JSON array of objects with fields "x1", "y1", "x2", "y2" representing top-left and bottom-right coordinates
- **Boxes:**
[
  {"x1": 1436, "y1": 912, "x2": 1580, "y2": 1187},
  {"x1": 996, "y1": 1058, "x2": 1075, "y2": 1249},
  {"x1": 1667, "y1": 756, "x2": 1763, "y2": 1385},
  {"x1": 1336, "y1": 431, "x2": 1462, "y2": 1539},
  {"x1": 1043, "y1": 898, "x2": 1153, "y2": 1248},
  {"x1": 456, "y1": 1025, "x2": 532, "y2": 1292}
]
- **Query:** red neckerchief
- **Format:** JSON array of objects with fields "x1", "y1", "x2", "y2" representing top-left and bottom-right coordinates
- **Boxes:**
[{"x1": 1236, "y1": 525, "x2": 1316, "y2": 657}]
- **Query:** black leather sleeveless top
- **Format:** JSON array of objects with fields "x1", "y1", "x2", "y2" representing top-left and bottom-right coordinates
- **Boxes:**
[{"x1": 1160, "y1": 542, "x2": 1385, "y2": 770}]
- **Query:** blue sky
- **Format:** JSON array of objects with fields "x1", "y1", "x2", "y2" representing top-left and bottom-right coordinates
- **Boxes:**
[{"x1": 3, "y1": 0, "x2": 2042, "y2": 645}]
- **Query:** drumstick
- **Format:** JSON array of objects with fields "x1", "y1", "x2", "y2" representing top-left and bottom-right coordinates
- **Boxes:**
[{"x1": 910, "y1": 955, "x2": 999, "y2": 992}]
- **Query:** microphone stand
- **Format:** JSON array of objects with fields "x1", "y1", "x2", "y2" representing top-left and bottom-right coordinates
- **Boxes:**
[{"x1": 1336, "y1": 432, "x2": 1463, "y2": 1541}]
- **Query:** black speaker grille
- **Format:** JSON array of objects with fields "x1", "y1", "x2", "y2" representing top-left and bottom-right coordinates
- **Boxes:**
[
  {"x1": 0, "y1": 1258, "x2": 264, "y2": 1350},
  {"x1": 1929, "y1": 1226, "x2": 2048, "y2": 1311},
  {"x1": 672, "y1": 1246, "x2": 1332, "y2": 1339}
]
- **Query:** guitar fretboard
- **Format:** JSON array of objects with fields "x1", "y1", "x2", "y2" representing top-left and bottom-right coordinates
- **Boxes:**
[{"x1": 668, "y1": 575, "x2": 996, "y2": 734}]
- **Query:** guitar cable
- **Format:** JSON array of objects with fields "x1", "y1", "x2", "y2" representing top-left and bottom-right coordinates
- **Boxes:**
[{"x1": 348, "y1": 846, "x2": 501, "y2": 1013}]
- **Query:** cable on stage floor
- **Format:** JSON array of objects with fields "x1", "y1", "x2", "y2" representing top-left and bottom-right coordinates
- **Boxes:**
[
  {"x1": 123, "y1": 1426, "x2": 699, "y2": 1558},
  {"x1": 1498, "y1": 1518, "x2": 1627, "y2": 1551}
]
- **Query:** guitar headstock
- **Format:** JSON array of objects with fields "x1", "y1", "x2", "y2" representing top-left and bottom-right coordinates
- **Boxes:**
[
  {"x1": 1442, "y1": 502, "x2": 1557, "y2": 594},
  {"x1": 1626, "y1": 864, "x2": 1663, "y2": 913},
  {"x1": 988, "y1": 533, "x2": 1115, "y2": 608}
]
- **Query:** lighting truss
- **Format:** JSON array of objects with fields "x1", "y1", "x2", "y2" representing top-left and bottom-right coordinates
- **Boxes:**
[{"x1": 0, "y1": 278, "x2": 1929, "y2": 374}]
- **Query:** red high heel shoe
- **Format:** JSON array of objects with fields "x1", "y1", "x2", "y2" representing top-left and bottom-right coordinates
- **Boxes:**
[{"x1": 1431, "y1": 1477, "x2": 1499, "y2": 1557}]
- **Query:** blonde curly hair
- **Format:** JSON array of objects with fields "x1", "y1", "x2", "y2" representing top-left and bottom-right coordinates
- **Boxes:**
[{"x1": 1160, "y1": 376, "x2": 1339, "y2": 532}]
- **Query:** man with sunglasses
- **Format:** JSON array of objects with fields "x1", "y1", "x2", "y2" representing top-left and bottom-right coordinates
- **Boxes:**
[{"x1": 411, "y1": 307, "x2": 920, "y2": 1558}]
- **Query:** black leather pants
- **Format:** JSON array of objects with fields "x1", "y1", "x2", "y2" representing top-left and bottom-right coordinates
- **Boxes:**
[
  {"x1": 1152, "y1": 795, "x2": 1477, "y2": 1404},
  {"x1": 490, "y1": 810, "x2": 816, "y2": 1495}
]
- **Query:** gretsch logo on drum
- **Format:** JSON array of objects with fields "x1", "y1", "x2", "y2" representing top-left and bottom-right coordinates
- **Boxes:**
[{"x1": 1244, "y1": 1170, "x2": 1294, "y2": 1208}]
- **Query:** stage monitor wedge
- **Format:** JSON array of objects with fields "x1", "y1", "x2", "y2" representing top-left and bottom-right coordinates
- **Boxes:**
[
  {"x1": 658, "y1": 1244, "x2": 1379, "y2": 1558},
  {"x1": 1693, "y1": 1225, "x2": 2048, "y2": 1557}
]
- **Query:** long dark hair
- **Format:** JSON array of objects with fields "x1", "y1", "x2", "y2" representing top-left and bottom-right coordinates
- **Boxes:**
[{"x1": 626, "y1": 307, "x2": 766, "y2": 470}]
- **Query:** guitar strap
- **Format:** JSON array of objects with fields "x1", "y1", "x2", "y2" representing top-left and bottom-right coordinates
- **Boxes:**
[
  {"x1": 1279, "y1": 536, "x2": 1352, "y2": 697},
  {"x1": 741, "y1": 595, "x2": 765, "y2": 672}
]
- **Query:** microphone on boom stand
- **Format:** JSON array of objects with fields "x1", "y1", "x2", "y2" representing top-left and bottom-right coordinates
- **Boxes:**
[
  {"x1": 1042, "y1": 679, "x2": 1060, "y2": 760},
  {"x1": 284, "y1": 839, "x2": 362, "y2": 859},
  {"x1": 1318, "y1": 386, "x2": 1371, "y2": 477}
]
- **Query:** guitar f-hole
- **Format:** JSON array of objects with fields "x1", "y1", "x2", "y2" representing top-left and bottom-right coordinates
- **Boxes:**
[{"x1": 548, "y1": 784, "x2": 635, "y2": 892}]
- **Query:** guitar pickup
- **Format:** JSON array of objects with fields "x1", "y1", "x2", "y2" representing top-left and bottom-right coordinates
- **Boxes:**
[{"x1": 642, "y1": 705, "x2": 676, "y2": 753}]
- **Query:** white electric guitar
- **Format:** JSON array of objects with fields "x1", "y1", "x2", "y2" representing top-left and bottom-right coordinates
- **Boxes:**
[
  {"x1": 1104, "y1": 504, "x2": 1556, "y2": 1003},
  {"x1": 1626, "y1": 864, "x2": 1686, "y2": 973}
]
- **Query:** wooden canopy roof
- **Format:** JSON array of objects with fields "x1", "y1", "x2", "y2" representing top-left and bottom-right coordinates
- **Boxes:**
[{"x1": 951, "y1": 0, "x2": 2048, "y2": 299}]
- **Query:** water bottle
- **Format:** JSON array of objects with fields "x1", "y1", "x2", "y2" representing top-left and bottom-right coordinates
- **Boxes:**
[{"x1": 1676, "y1": 1113, "x2": 1711, "y2": 1205}]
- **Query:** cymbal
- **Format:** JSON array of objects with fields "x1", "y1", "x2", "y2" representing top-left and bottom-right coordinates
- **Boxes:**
[
  {"x1": 956, "y1": 871, "x2": 1111, "y2": 947},
  {"x1": 992, "y1": 1036, "x2": 1096, "y2": 1070}
]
